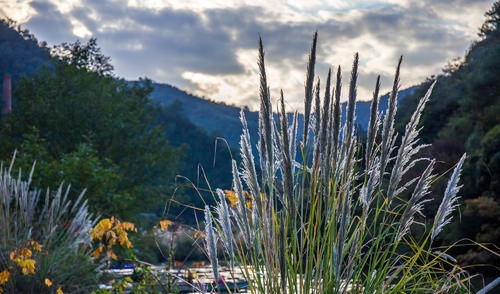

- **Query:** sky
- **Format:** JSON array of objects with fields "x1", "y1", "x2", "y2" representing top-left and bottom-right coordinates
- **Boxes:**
[{"x1": 0, "y1": 0, "x2": 495, "y2": 111}]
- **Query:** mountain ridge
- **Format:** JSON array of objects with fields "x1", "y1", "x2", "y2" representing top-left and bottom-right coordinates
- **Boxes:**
[{"x1": 148, "y1": 81, "x2": 419, "y2": 147}]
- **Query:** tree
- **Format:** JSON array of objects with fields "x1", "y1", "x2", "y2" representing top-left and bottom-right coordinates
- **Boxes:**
[
  {"x1": 51, "y1": 38, "x2": 114, "y2": 76},
  {"x1": 1, "y1": 39, "x2": 184, "y2": 218},
  {"x1": 479, "y1": 1, "x2": 500, "y2": 37}
]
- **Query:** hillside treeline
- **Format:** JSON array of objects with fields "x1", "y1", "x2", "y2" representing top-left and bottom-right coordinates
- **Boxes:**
[{"x1": 395, "y1": 2, "x2": 500, "y2": 274}]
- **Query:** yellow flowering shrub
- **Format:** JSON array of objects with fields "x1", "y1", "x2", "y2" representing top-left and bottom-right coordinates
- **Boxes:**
[
  {"x1": 90, "y1": 217, "x2": 136, "y2": 260},
  {"x1": 193, "y1": 229, "x2": 205, "y2": 239},
  {"x1": 224, "y1": 190, "x2": 238, "y2": 207}
]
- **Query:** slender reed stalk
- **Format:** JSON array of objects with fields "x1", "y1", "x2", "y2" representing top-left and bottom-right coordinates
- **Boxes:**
[
  {"x1": 204, "y1": 205, "x2": 219, "y2": 283},
  {"x1": 303, "y1": 31, "x2": 318, "y2": 146}
]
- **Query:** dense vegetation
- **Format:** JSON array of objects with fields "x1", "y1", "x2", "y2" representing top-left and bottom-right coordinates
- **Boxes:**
[
  {"x1": 0, "y1": 20, "x2": 234, "y2": 224},
  {"x1": 0, "y1": 2, "x2": 498, "y2": 290},
  {"x1": 395, "y1": 2, "x2": 500, "y2": 275},
  {"x1": 0, "y1": 21, "x2": 51, "y2": 82}
]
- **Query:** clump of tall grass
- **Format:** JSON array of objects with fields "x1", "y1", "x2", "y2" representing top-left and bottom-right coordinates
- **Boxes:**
[
  {"x1": 204, "y1": 33, "x2": 471, "y2": 293},
  {"x1": 0, "y1": 153, "x2": 98, "y2": 293}
]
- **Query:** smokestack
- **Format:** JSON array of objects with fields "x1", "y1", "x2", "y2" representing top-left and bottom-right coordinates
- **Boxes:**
[{"x1": 2, "y1": 73, "x2": 12, "y2": 117}]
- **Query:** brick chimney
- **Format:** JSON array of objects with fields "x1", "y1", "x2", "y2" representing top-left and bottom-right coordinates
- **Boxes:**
[{"x1": 2, "y1": 73, "x2": 12, "y2": 117}]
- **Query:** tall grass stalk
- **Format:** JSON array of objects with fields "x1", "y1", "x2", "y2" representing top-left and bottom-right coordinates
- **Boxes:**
[{"x1": 205, "y1": 34, "x2": 470, "y2": 293}]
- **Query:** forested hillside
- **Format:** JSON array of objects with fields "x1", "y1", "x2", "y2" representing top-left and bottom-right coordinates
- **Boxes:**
[
  {"x1": 0, "y1": 20, "x2": 233, "y2": 224},
  {"x1": 0, "y1": 21, "x2": 51, "y2": 84},
  {"x1": 150, "y1": 80, "x2": 417, "y2": 148},
  {"x1": 395, "y1": 2, "x2": 500, "y2": 274},
  {"x1": 0, "y1": 32, "x2": 181, "y2": 223},
  {"x1": 149, "y1": 83, "x2": 259, "y2": 148}
]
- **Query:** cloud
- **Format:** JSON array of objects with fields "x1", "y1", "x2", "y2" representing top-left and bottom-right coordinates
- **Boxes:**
[
  {"x1": 23, "y1": 1, "x2": 75, "y2": 43},
  {"x1": 5, "y1": 0, "x2": 495, "y2": 110},
  {"x1": 0, "y1": 0, "x2": 35, "y2": 23}
]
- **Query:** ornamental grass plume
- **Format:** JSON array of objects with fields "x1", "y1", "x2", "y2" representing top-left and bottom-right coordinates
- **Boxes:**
[
  {"x1": 203, "y1": 33, "x2": 471, "y2": 293},
  {"x1": 431, "y1": 153, "x2": 466, "y2": 241},
  {"x1": 215, "y1": 189, "x2": 235, "y2": 270},
  {"x1": 204, "y1": 205, "x2": 219, "y2": 283}
]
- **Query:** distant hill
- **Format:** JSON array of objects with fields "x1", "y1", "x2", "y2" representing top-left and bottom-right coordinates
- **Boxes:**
[
  {"x1": 149, "y1": 82, "x2": 418, "y2": 147},
  {"x1": 0, "y1": 20, "x2": 51, "y2": 84},
  {"x1": 149, "y1": 83, "x2": 259, "y2": 148},
  {"x1": 0, "y1": 18, "x2": 417, "y2": 150},
  {"x1": 0, "y1": 19, "x2": 418, "y2": 150}
]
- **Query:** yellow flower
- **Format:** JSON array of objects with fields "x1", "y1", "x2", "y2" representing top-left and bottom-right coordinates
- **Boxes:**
[
  {"x1": 244, "y1": 191, "x2": 254, "y2": 209},
  {"x1": 121, "y1": 222, "x2": 136, "y2": 231},
  {"x1": 0, "y1": 269, "x2": 10, "y2": 285},
  {"x1": 91, "y1": 245, "x2": 104, "y2": 258},
  {"x1": 90, "y1": 217, "x2": 136, "y2": 260},
  {"x1": 224, "y1": 190, "x2": 238, "y2": 207},
  {"x1": 45, "y1": 278, "x2": 53, "y2": 287},
  {"x1": 106, "y1": 251, "x2": 118, "y2": 260},
  {"x1": 56, "y1": 286, "x2": 64, "y2": 294},
  {"x1": 17, "y1": 259, "x2": 36, "y2": 275},
  {"x1": 90, "y1": 218, "x2": 114, "y2": 241},
  {"x1": 193, "y1": 229, "x2": 205, "y2": 239},
  {"x1": 159, "y1": 219, "x2": 173, "y2": 231},
  {"x1": 27, "y1": 240, "x2": 42, "y2": 252},
  {"x1": 10, "y1": 248, "x2": 32, "y2": 260},
  {"x1": 9, "y1": 246, "x2": 37, "y2": 275}
]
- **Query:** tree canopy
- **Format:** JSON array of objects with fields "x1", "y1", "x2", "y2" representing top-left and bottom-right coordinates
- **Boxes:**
[{"x1": 1, "y1": 36, "x2": 184, "y2": 220}]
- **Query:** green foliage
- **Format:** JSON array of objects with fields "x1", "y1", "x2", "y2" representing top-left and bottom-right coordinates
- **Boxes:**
[
  {"x1": 52, "y1": 37, "x2": 114, "y2": 76},
  {"x1": 0, "y1": 37, "x2": 184, "y2": 218},
  {"x1": 10, "y1": 132, "x2": 122, "y2": 215},
  {"x1": 479, "y1": 1, "x2": 500, "y2": 37},
  {"x1": 460, "y1": 196, "x2": 500, "y2": 275},
  {"x1": 32, "y1": 247, "x2": 98, "y2": 294},
  {"x1": 150, "y1": 83, "x2": 259, "y2": 149},
  {"x1": 158, "y1": 101, "x2": 235, "y2": 222},
  {"x1": 131, "y1": 232, "x2": 169, "y2": 264}
]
